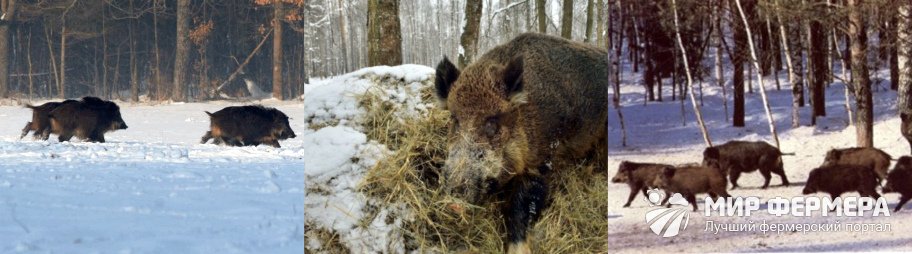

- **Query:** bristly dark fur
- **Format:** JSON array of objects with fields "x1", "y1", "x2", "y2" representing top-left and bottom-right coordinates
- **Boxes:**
[
  {"x1": 48, "y1": 97, "x2": 127, "y2": 143},
  {"x1": 434, "y1": 32, "x2": 608, "y2": 250},
  {"x1": 200, "y1": 105, "x2": 297, "y2": 148},
  {"x1": 704, "y1": 141, "x2": 789, "y2": 190},
  {"x1": 20, "y1": 101, "x2": 68, "y2": 140}
]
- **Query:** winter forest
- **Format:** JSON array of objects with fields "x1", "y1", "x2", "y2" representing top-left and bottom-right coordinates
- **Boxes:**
[{"x1": 609, "y1": 0, "x2": 912, "y2": 251}]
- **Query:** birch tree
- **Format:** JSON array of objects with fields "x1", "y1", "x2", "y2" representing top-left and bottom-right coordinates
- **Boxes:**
[
  {"x1": 672, "y1": 0, "x2": 712, "y2": 147},
  {"x1": 735, "y1": 0, "x2": 781, "y2": 148}
]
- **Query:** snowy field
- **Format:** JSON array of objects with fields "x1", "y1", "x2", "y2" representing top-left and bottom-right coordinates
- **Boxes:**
[
  {"x1": 0, "y1": 100, "x2": 305, "y2": 253},
  {"x1": 608, "y1": 68, "x2": 912, "y2": 252}
]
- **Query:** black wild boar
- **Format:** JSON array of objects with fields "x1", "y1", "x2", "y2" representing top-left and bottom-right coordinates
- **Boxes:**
[
  {"x1": 652, "y1": 165, "x2": 730, "y2": 211},
  {"x1": 822, "y1": 147, "x2": 892, "y2": 182},
  {"x1": 20, "y1": 101, "x2": 68, "y2": 140},
  {"x1": 200, "y1": 105, "x2": 297, "y2": 148},
  {"x1": 802, "y1": 164, "x2": 881, "y2": 200},
  {"x1": 901, "y1": 112, "x2": 912, "y2": 154},
  {"x1": 883, "y1": 156, "x2": 912, "y2": 212},
  {"x1": 49, "y1": 97, "x2": 127, "y2": 143},
  {"x1": 703, "y1": 141, "x2": 789, "y2": 189},
  {"x1": 611, "y1": 161, "x2": 672, "y2": 207},
  {"x1": 435, "y1": 33, "x2": 607, "y2": 253}
]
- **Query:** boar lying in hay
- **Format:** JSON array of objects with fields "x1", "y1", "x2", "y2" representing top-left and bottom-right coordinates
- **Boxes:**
[
  {"x1": 201, "y1": 105, "x2": 297, "y2": 148},
  {"x1": 23, "y1": 97, "x2": 128, "y2": 143},
  {"x1": 432, "y1": 32, "x2": 607, "y2": 253}
]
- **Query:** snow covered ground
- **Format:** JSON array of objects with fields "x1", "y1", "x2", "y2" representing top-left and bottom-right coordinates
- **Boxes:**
[
  {"x1": 0, "y1": 100, "x2": 305, "y2": 253},
  {"x1": 608, "y1": 67, "x2": 912, "y2": 252},
  {"x1": 303, "y1": 65, "x2": 435, "y2": 253}
]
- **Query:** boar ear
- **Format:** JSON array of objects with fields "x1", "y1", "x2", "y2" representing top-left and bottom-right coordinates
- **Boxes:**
[
  {"x1": 502, "y1": 56, "x2": 526, "y2": 106},
  {"x1": 662, "y1": 167, "x2": 676, "y2": 178},
  {"x1": 903, "y1": 112, "x2": 911, "y2": 121},
  {"x1": 435, "y1": 56, "x2": 460, "y2": 108},
  {"x1": 703, "y1": 147, "x2": 719, "y2": 159}
]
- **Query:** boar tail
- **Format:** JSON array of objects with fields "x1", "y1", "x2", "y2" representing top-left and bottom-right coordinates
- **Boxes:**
[
  {"x1": 205, "y1": 111, "x2": 213, "y2": 117},
  {"x1": 781, "y1": 152, "x2": 796, "y2": 156},
  {"x1": 24, "y1": 104, "x2": 36, "y2": 109}
]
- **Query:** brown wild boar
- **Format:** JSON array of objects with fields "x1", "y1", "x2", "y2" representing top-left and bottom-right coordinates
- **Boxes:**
[
  {"x1": 822, "y1": 147, "x2": 892, "y2": 182},
  {"x1": 20, "y1": 101, "x2": 68, "y2": 140},
  {"x1": 201, "y1": 105, "x2": 297, "y2": 148},
  {"x1": 435, "y1": 33, "x2": 606, "y2": 253},
  {"x1": 652, "y1": 165, "x2": 730, "y2": 212},
  {"x1": 49, "y1": 97, "x2": 128, "y2": 143},
  {"x1": 703, "y1": 140, "x2": 789, "y2": 189},
  {"x1": 611, "y1": 161, "x2": 673, "y2": 207},
  {"x1": 802, "y1": 164, "x2": 881, "y2": 201},
  {"x1": 883, "y1": 156, "x2": 912, "y2": 212}
]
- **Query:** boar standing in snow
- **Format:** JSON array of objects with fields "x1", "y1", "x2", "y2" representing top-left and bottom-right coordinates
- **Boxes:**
[
  {"x1": 201, "y1": 105, "x2": 297, "y2": 148},
  {"x1": 20, "y1": 101, "x2": 68, "y2": 140},
  {"x1": 49, "y1": 97, "x2": 128, "y2": 143},
  {"x1": 611, "y1": 161, "x2": 673, "y2": 207},
  {"x1": 652, "y1": 165, "x2": 730, "y2": 212},
  {"x1": 702, "y1": 140, "x2": 789, "y2": 189},
  {"x1": 883, "y1": 156, "x2": 912, "y2": 212},
  {"x1": 822, "y1": 147, "x2": 892, "y2": 182},
  {"x1": 435, "y1": 32, "x2": 607, "y2": 253},
  {"x1": 802, "y1": 164, "x2": 881, "y2": 200}
]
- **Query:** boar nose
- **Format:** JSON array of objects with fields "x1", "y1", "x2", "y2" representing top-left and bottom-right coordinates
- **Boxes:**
[{"x1": 883, "y1": 185, "x2": 893, "y2": 193}]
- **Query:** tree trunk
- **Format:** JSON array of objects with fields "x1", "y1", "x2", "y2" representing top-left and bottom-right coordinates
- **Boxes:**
[
  {"x1": 536, "y1": 0, "x2": 546, "y2": 33},
  {"x1": 899, "y1": 2, "x2": 912, "y2": 153},
  {"x1": 672, "y1": 0, "x2": 712, "y2": 147},
  {"x1": 173, "y1": 0, "x2": 190, "y2": 101},
  {"x1": 735, "y1": 0, "x2": 781, "y2": 148},
  {"x1": 585, "y1": 0, "x2": 594, "y2": 42},
  {"x1": 809, "y1": 2, "x2": 827, "y2": 124},
  {"x1": 848, "y1": 0, "x2": 872, "y2": 147},
  {"x1": 0, "y1": 0, "x2": 15, "y2": 98},
  {"x1": 458, "y1": 0, "x2": 482, "y2": 68},
  {"x1": 776, "y1": 0, "x2": 801, "y2": 127},
  {"x1": 368, "y1": 0, "x2": 403, "y2": 66},
  {"x1": 731, "y1": 0, "x2": 748, "y2": 127},
  {"x1": 273, "y1": 0, "x2": 284, "y2": 100},
  {"x1": 129, "y1": 0, "x2": 138, "y2": 101},
  {"x1": 561, "y1": 0, "x2": 573, "y2": 39},
  {"x1": 715, "y1": 0, "x2": 728, "y2": 122}
]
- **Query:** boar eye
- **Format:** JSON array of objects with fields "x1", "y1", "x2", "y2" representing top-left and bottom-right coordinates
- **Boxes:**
[{"x1": 484, "y1": 116, "x2": 499, "y2": 138}]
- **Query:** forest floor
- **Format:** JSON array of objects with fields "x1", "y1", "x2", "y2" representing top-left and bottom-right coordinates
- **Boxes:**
[
  {"x1": 608, "y1": 65, "x2": 912, "y2": 252},
  {"x1": 0, "y1": 101, "x2": 305, "y2": 253}
]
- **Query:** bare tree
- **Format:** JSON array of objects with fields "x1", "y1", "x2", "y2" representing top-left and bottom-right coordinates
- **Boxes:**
[
  {"x1": 735, "y1": 0, "x2": 780, "y2": 148},
  {"x1": 848, "y1": 0, "x2": 872, "y2": 147},
  {"x1": 672, "y1": 0, "x2": 712, "y2": 147},
  {"x1": 273, "y1": 0, "x2": 284, "y2": 100},
  {"x1": 458, "y1": 0, "x2": 482, "y2": 68},
  {"x1": 0, "y1": 0, "x2": 16, "y2": 98},
  {"x1": 368, "y1": 0, "x2": 403, "y2": 66},
  {"x1": 173, "y1": 0, "x2": 190, "y2": 101},
  {"x1": 561, "y1": 0, "x2": 573, "y2": 39}
]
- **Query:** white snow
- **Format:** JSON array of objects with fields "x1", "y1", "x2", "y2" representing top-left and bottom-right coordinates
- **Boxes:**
[
  {"x1": 609, "y1": 64, "x2": 912, "y2": 252},
  {"x1": 0, "y1": 101, "x2": 304, "y2": 253},
  {"x1": 303, "y1": 65, "x2": 435, "y2": 253}
]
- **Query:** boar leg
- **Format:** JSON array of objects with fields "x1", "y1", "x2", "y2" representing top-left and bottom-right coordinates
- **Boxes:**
[
  {"x1": 503, "y1": 174, "x2": 548, "y2": 254},
  {"x1": 760, "y1": 169, "x2": 772, "y2": 189},
  {"x1": 200, "y1": 131, "x2": 214, "y2": 144},
  {"x1": 39, "y1": 127, "x2": 52, "y2": 140},
  {"x1": 687, "y1": 194, "x2": 699, "y2": 211},
  {"x1": 20, "y1": 122, "x2": 32, "y2": 139},
  {"x1": 623, "y1": 184, "x2": 642, "y2": 207},
  {"x1": 729, "y1": 171, "x2": 742, "y2": 190},
  {"x1": 661, "y1": 190, "x2": 671, "y2": 205},
  {"x1": 58, "y1": 132, "x2": 74, "y2": 142},
  {"x1": 895, "y1": 195, "x2": 911, "y2": 212}
]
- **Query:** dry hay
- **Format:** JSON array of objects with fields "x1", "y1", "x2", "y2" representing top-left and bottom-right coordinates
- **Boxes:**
[{"x1": 358, "y1": 87, "x2": 607, "y2": 253}]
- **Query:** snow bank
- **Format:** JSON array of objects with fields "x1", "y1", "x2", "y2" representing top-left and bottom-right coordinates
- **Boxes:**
[{"x1": 303, "y1": 65, "x2": 435, "y2": 253}]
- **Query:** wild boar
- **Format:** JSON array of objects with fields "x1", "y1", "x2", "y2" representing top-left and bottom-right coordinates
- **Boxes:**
[
  {"x1": 802, "y1": 164, "x2": 881, "y2": 200},
  {"x1": 652, "y1": 165, "x2": 730, "y2": 211},
  {"x1": 703, "y1": 140, "x2": 789, "y2": 189},
  {"x1": 200, "y1": 105, "x2": 297, "y2": 148},
  {"x1": 49, "y1": 97, "x2": 127, "y2": 143},
  {"x1": 822, "y1": 147, "x2": 892, "y2": 182},
  {"x1": 20, "y1": 101, "x2": 68, "y2": 140},
  {"x1": 611, "y1": 161, "x2": 672, "y2": 207},
  {"x1": 883, "y1": 156, "x2": 912, "y2": 212},
  {"x1": 435, "y1": 33, "x2": 607, "y2": 253}
]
